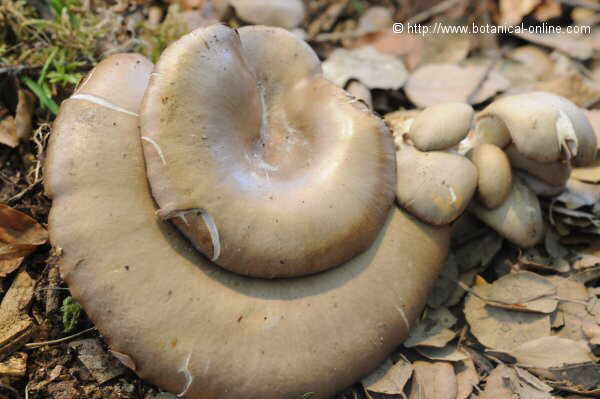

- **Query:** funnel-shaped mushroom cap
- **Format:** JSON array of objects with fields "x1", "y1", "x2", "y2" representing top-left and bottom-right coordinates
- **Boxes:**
[
  {"x1": 230, "y1": 0, "x2": 305, "y2": 29},
  {"x1": 469, "y1": 176, "x2": 544, "y2": 247},
  {"x1": 409, "y1": 102, "x2": 473, "y2": 151},
  {"x1": 504, "y1": 144, "x2": 571, "y2": 187},
  {"x1": 395, "y1": 145, "x2": 477, "y2": 225},
  {"x1": 468, "y1": 144, "x2": 512, "y2": 209},
  {"x1": 141, "y1": 25, "x2": 396, "y2": 278},
  {"x1": 45, "y1": 53, "x2": 450, "y2": 399},
  {"x1": 477, "y1": 92, "x2": 597, "y2": 165}
]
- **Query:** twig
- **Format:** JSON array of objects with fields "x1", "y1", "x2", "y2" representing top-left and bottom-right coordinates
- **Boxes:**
[
  {"x1": 25, "y1": 327, "x2": 97, "y2": 348},
  {"x1": 407, "y1": 0, "x2": 463, "y2": 24},
  {"x1": 554, "y1": 0, "x2": 600, "y2": 12}
]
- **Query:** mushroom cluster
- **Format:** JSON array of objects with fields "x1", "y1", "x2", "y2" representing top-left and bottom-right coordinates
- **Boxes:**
[
  {"x1": 391, "y1": 91, "x2": 597, "y2": 248},
  {"x1": 44, "y1": 24, "x2": 597, "y2": 398}
]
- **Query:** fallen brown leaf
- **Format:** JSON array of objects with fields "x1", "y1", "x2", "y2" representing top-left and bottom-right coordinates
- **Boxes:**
[
  {"x1": 497, "y1": 0, "x2": 541, "y2": 25},
  {"x1": 0, "y1": 116, "x2": 18, "y2": 148},
  {"x1": 465, "y1": 284, "x2": 551, "y2": 350},
  {"x1": 15, "y1": 89, "x2": 35, "y2": 141},
  {"x1": 534, "y1": 72, "x2": 600, "y2": 107},
  {"x1": 515, "y1": 31, "x2": 593, "y2": 60},
  {"x1": 0, "y1": 204, "x2": 48, "y2": 261},
  {"x1": 362, "y1": 356, "x2": 413, "y2": 396},
  {"x1": 322, "y1": 46, "x2": 408, "y2": 90},
  {"x1": 507, "y1": 336, "x2": 594, "y2": 368},
  {"x1": 404, "y1": 63, "x2": 509, "y2": 107},
  {"x1": 408, "y1": 361, "x2": 458, "y2": 399},
  {"x1": 454, "y1": 358, "x2": 479, "y2": 399}
]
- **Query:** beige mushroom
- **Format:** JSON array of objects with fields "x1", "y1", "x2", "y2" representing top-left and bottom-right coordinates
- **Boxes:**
[
  {"x1": 504, "y1": 144, "x2": 571, "y2": 189},
  {"x1": 408, "y1": 102, "x2": 473, "y2": 151},
  {"x1": 141, "y1": 25, "x2": 396, "y2": 278},
  {"x1": 476, "y1": 92, "x2": 597, "y2": 165},
  {"x1": 468, "y1": 144, "x2": 512, "y2": 209},
  {"x1": 395, "y1": 143, "x2": 478, "y2": 225},
  {"x1": 229, "y1": 0, "x2": 305, "y2": 29},
  {"x1": 469, "y1": 176, "x2": 544, "y2": 247},
  {"x1": 45, "y1": 26, "x2": 451, "y2": 399}
]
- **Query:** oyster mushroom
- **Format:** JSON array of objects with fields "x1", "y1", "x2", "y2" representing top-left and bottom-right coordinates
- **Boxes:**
[
  {"x1": 229, "y1": 0, "x2": 305, "y2": 29},
  {"x1": 141, "y1": 25, "x2": 396, "y2": 278},
  {"x1": 468, "y1": 143, "x2": 512, "y2": 209},
  {"x1": 45, "y1": 26, "x2": 451, "y2": 399},
  {"x1": 395, "y1": 143, "x2": 478, "y2": 226},
  {"x1": 408, "y1": 102, "x2": 474, "y2": 152}
]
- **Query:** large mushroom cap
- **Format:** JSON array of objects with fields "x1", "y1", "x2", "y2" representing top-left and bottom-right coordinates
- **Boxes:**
[
  {"x1": 477, "y1": 91, "x2": 597, "y2": 165},
  {"x1": 45, "y1": 53, "x2": 450, "y2": 399},
  {"x1": 141, "y1": 25, "x2": 396, "y2": 278}
]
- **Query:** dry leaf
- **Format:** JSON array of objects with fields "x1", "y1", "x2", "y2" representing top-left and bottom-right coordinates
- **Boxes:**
[
  {"x1": 362, "y1": 356, "x2": 413, "y2": 396},
  {"x1": 322, "y1": 46, "x2": 408, "y2": 90},
  {"x1": 420, "y1": 31, "x2": 471, "y2": 66},
  {"x1": 454, "y1": 359, "x2": 479, "y2": 399},
  {"x1": 15, "y1": 89, "x2": 35, "y2": 141},
  {"x1": 70, "y1": 339, "x2": 126, "y2": 384},
  {"x1": 481, "y1": 271, "x2": 557, "y2": 314},
  {"x1": 454, "y1": 233, "x2": 503, "y2": 273},
  {"x1": 507, "y1": 336, "x2": 594, "y2": 368},
  {"x1": 0, "y1": 204, "x2": 48, "y2": 261},
  {"x1": 498, "y1": 0, "x2": 541, "y2": 25},
  {"x1": 0, "y1": 116, "x2": 18, "y2": 148},
  {"x1": 405, "y1": 63, "x2": 509, "y2": 107},
  {"x1": 534, "y1": 72, "x2": 600, "y2": 107},
  {"x1": 416, "y1": 344, "x2": 469, "y2": 362},
  {"x1": 557, "y1": 179, "x2": 600, "y2": 209},
  {"x1": 515, "y1": 31, "x2": 593, "y2": 60},
  {"x1": 479, "y1": 365, "x2": 516, "y2": 399},
  {"x1": 408, "y1": 361, "x2": 458, "y2": 399},
  {"x1": 465, "y1": 284, "x2": 551, "y2": 350},
  {"x1": 354, "y1": 32, "x2": 423, "y2": 70},
  {"x1": 109, "y1": 350, "x2": 136, "y2": 371},
  {"x1": 547, "y1": 276, "x2": 595, "y2": 342},
  {"x1": 405, "y1": 307, "x2": 457, "y2": 348},
  {"x1": 572, "y1": 159, "x2": 600, "y2": 183}
]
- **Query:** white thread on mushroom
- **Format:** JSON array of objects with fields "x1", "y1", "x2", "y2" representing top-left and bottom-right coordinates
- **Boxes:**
[
  {"x1": 70, "y1": 93, "x2": 138, "y2": 116},
  {"x1": 395, "y1": 305, "x2": 410, "y2": 330},
  {"x1": 200, "y1": 210, "x2": 221, "y2": 262},
  {"x1": 141, "y1": 136, "x2": 167, "y2": 165},
  {"x1": 555, "y1": 110, "x2": 578, "y2": 160},
  {"x1": 177, "y1": 351, "x2": 194, "y2": 397}
]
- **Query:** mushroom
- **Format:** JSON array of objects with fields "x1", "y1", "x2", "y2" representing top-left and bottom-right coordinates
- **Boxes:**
[
  {"x1": 395, "y1": 143, "x2": 478, "y2": 226},
  {"x1": 229, "y1": 0, "x2": 305, "y2": 29},
  {"x1": 476, "y1": 92, "x2": 597, "y2": 166},
  {"x1": 469, "y1": 176, "x2": 544, "y2": 248},
  {"x1": 468, "y1": 143, "x2": 512, "y2": 209},
  {"x1": 408, "y1": 102, "x2": 474, "y2": 151},
  {"x1": 141, "y1": 25, "x2": 396, "y2": 278},
  {"x1": 45, "y1": 25, "x2": 451, "y2": 399}
]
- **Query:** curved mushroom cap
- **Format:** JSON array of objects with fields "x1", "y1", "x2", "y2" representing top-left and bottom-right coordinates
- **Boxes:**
[
  {"x1": 477, "y1": 92, "x2": 597, "y2": 165},
  {"x1": 468, "y1": 144, "x2": 512, "y2": 209},
  {"x1": 44, "y1": 54, "x2": 451, "y2": 399},
  {"x1": 141, "y1": 25, "x2": 396, "y2": 278},
  {"x1": 395, "y1": 145, "x2": 478, "y2": 225},
  {"x1": 469, "y1": 176, "x2": 544, "y2": 247},
  {"x1": 230, "y1": 0, "x2": 305, "y2": 29},
  {"x1": 504, "y1": 144, "x2": 571, "y2": 187},
  {"x1": 408, "y1": 102, "x2": 474, "y2": 151}
]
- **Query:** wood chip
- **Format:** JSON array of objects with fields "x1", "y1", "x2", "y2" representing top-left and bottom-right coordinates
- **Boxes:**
[
  {"x1": 0, "y1": 270, "x2": 36, "y2": 355},
  {"x1": 0, "y1": 352, "x2": 27, "y2": 377}
]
